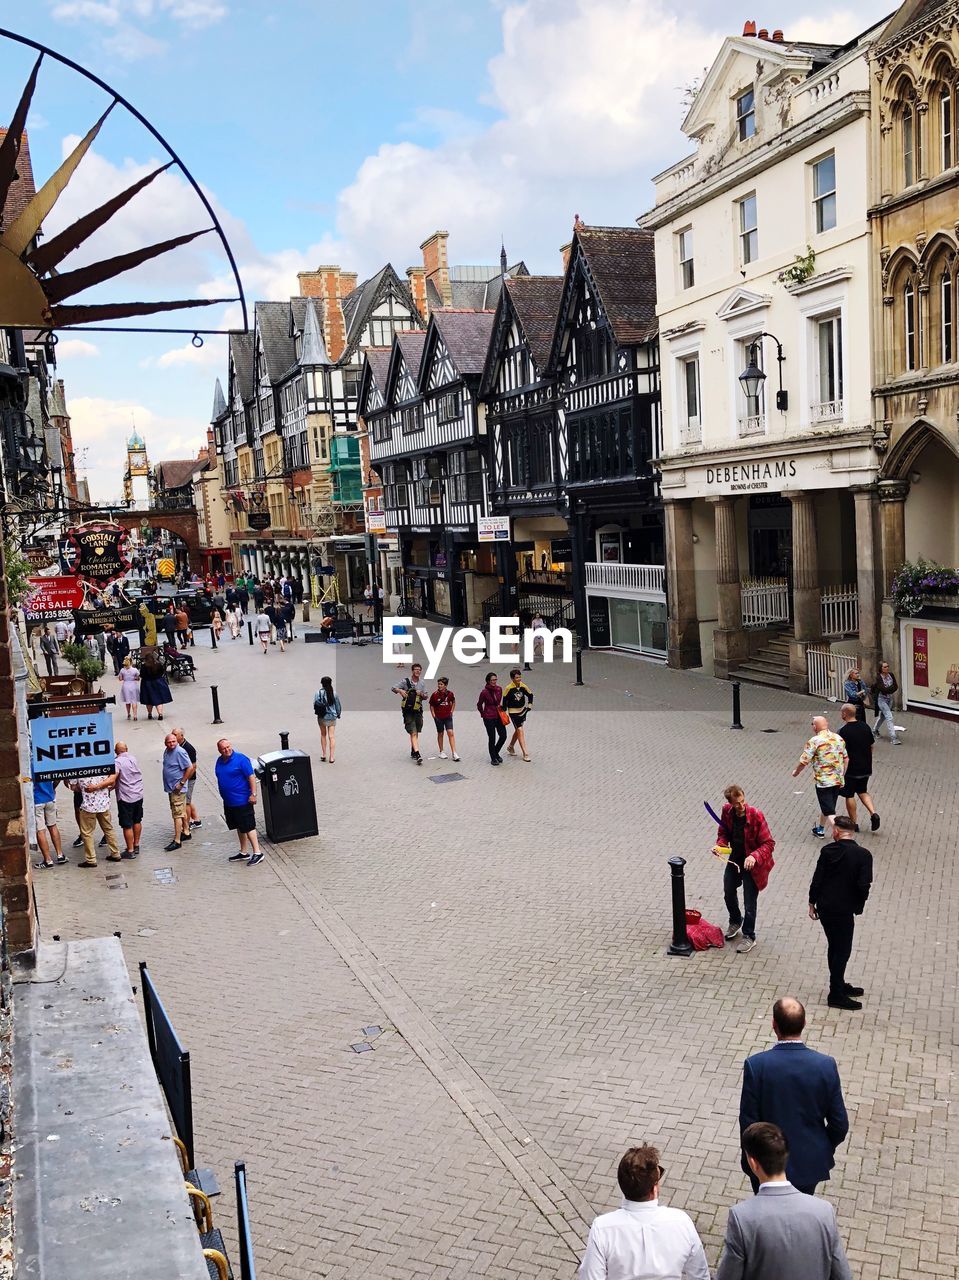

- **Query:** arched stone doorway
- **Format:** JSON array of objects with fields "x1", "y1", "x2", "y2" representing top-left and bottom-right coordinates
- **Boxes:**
[{"x1": 879, "y1": 418, "x2": 959, "y2": 587}]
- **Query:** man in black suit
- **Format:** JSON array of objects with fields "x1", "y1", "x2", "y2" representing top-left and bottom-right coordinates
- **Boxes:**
[
  {"x1": 739, "y1": 997, "x2": 848, "y2": 1195},
  {"x1": 809, "y1": 815, "x2": 874, "y2": 1010}
]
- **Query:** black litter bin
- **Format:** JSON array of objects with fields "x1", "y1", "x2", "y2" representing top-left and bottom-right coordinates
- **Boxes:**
[{"x1": 255, "y1": 748, "x2": 318, "y2": 842}]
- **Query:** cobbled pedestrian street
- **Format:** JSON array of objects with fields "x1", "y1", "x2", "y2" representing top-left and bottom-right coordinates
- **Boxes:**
[{"x1": 32, "y1": 631, "x2": 959, "y2": 1279}]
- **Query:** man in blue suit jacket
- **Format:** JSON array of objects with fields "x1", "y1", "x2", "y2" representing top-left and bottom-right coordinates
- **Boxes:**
[{"x1": 739, "y1": 996, "x2": 848, "y2": 1194}]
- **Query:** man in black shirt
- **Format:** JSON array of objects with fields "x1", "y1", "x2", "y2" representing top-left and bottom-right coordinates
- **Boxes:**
[
  {"x1": 809, "y1": 815, "x2": 873, "y2": 1010},
  {"x1": 173, "y1": 726, "x2": 201, "y2": 831},
  {"x1": 837, "y1": 702, "x2": 879, "y2": 832}
]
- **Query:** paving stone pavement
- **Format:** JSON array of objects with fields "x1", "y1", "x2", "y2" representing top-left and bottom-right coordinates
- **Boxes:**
[{"x1": 31, "y1": 625, "x2": 959, "y2": 1278}]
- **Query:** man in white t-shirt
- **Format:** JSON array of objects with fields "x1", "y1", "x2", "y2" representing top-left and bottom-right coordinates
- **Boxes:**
[{"x1": 579, "y1": 1145, "x2": 708, "y2": 1280}]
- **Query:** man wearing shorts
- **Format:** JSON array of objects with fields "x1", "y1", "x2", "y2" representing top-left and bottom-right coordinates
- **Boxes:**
[
  {"x1": 214, "y1": 738, "x2": 263, "y2": 865},
  {"x1": 428, "y1": 677, "x2": 460, "y2": 761},
  {"x1": 162, "y1": 732, "x2": 194, "y2": 852},
  {"x1": 173, "y1": 726, "x2": 202, "y2": 829},
  {"x1": 391, "y1": 663, "x2": 427, "y2": 764},
  {"x1": 792, "y1": 714, "x2": 848, "y2": 839},
  {"x1": 838, "y1": 702, "x2": 879, "y2": 832},
  {"x1": 31, "y1": 774, "x2": 65, "y2": 869},
  {"x1": 113, "y1": 743, "x2": 144, "y2": 858}
]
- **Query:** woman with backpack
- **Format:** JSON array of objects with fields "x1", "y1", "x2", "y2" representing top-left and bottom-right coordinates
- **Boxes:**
[{"x1": 313, "y1": 675, "x2": 341, "y2": 762}]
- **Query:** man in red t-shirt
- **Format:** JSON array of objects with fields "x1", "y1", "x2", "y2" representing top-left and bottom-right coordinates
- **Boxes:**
[{"x1": 428, "y1": 677, "x2": 460, "y2": 762}]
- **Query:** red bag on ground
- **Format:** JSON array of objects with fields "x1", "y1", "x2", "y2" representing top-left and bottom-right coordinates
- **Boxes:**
[{"x1": 684, "y1": 909, "x2": 724, "y2": 950}]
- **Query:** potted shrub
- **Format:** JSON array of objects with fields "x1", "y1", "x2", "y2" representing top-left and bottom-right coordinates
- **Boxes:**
[{"x1": 62, "y1": 641, "x2": 106, "y2": 693}]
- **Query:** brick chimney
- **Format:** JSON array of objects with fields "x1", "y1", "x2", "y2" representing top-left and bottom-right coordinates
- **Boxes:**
[
  {"x1": 297, "y1": 270, "x2": 324, "y2": 298},
  {"x1": 420, "y1": 230, "x2": 452, "y2": 307},
  {"x1": 560, "y1": 241, "x2": 573, "y2": 272},
  {"x1": 757, "y1": 27, "x2": 769, "y2": 39},
  {"x1": 406, "y1": 266, "x2": 428, "y2": 321},
  {"x1": 742, "y1": 19, "x2": 757, "y2": 36},
  {"x1": 339, "y1": 272, "x2": 358, "y2": 297},
  {"x1": 772, "y1": 28, "x2": 784, "y2": 41}
]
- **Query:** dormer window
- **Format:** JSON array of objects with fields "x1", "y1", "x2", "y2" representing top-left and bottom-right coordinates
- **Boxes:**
[{"x1": 737, "y1": 88, "x2": 756, "y2": 141}]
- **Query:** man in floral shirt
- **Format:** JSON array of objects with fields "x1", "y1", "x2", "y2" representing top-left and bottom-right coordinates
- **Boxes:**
[
  {"x1": 67, "y1": 774, "x2": 121, "y2": 867},
  {"x1": 792, "y1": 715, "x2": 848, "y2": 839}
]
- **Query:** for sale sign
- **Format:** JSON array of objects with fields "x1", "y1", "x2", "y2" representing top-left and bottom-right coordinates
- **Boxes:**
[
  {"x1": 23, "y1": 576, "x2": 85, "y2": 622},
  {"x1": 31, "y1": 711, "x2": 115, "y2": 782}
]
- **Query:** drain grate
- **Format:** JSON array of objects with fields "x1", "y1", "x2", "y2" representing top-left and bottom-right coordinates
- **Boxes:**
[
  {"x1": 350, "y1": 1042, "x2": 373, "y2": 1054},
  {"x1": 429, "y1": 772, "x2": 465, "y2": 784},
  {"x1": 153, "y1": 867, "x2": 176, "y2": 885}
]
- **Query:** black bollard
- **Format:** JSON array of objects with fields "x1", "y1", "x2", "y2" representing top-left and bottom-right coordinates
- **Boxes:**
[
  {"x1": 247, "y1": 620, "x2": 254, "y2": 646},
  {"x1": 575, "y1": 647, "x2": 584, "y2": 686},
  {"x1": 667, "y1": 856, "x2": 693, "y2": 956},
  {"x1": 279, "y1": 730, "x2": 290, "y2": 751},
  {"x1": 210, "y1": 624, "x2": 217, "y2": 650},
  {"x1": 731, "y1": 680, "x2": 743, "y2": 730},
  {"x1": 211, "y1": 684, "x2": 223, "y2": 725}
]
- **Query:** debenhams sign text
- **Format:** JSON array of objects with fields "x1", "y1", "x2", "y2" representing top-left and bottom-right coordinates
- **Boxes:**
[{"x1": 707, "y1": 459, "x2": 798, "y2": 491}]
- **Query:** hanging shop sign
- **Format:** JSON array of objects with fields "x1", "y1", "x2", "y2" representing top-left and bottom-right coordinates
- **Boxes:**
[
  {"x1": 478, "y1": 516, "x2": 510, "y2": 543},
  {"x1": 73, "y1": 605, "x2": 141, "y2": 635},
  {"x1": 31, "y1": 710, "x2": 115, "y2": 782},
  {"x1": 25, "y1": 548, "x2": 54, "y2": 570},
  {"x1": 23, "y1": 576, "x2": 85, "y2": 622},
  {"x1": 550, "y1": 538, "x2": 573, "y2": 562},
  {"x1": 247, "y1": 512, "x2": 271, "y2": 531},
  {"x1": 63, "y1": 522, "x2": 132, "y2": 587}
]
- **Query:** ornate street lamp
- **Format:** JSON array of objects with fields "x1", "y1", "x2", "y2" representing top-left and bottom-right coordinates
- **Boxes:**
[{"x1": 738, "y1": 332, "x2": 788, "y2": 411}]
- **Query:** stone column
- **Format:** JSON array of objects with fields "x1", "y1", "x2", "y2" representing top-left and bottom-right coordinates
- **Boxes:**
[
  {"x1": 664, "y1": 499, "x2": 701, "y2": 669},
  {"x1": 0, "y1": 540, "x2": 35, "y2": 957},
  {"x1": 785, "y1": 490, "x2": 822, "y2": 692},
  {"x1": 853, "y1": 486, "x2": 881, "y2": 680},
  {"x1": 877, "y1": 480, "x2": 909, "y2": 595},
  {"x1": 708, "y1": 496, "x2": 747, "y2": 678}
]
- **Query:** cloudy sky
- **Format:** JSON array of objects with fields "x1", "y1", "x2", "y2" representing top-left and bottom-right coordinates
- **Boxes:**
[{"x1": 7, "y1": 0, "x2": 883, "y2": 500}]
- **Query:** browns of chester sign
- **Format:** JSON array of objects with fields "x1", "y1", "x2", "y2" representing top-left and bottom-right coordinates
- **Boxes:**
[
  {"x1": 63, "y1": 522, "x2": 132, "y2": 587},
  {"x1": 23, "y1": 576, "x2": 85, "y2": 621}
]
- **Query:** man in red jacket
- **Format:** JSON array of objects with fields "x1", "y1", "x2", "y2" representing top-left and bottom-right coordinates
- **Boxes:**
[{"x1": 714, "y1": 784, "x2": 776, "y2": 955}]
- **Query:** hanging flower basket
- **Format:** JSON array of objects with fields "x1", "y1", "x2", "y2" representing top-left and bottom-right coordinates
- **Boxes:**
[{"x1": 891, "y1": 560, "x2": 959, "y2": 615}]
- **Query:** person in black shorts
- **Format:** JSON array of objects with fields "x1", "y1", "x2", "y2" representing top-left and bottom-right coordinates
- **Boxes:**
[
  {"x1": 838, "y1": 702, "x2": 879, "y2": 832},
  {"x1": 502, "y1": 669, "x2": 534, "y2": 762},
  {"x1": 428, "y1": 677, "x2": 460, "y2": 761}
]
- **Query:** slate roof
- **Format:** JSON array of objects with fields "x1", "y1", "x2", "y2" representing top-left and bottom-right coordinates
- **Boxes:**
[
  {"x1": 254, "y1": 301, "x2": 296, "y2": 380},
  {"x1": 211, "y1": 378, "x2": 226, "y2": 422},
  {"x1": 426, "y1": 261, "x2": 529, "y2": 313},
  {"x1": 342, "y1": 264, "x2": 421, "y2": 353},
  {"x1": 395, "y1": 330, "x2": 428, "y2": 383},
  {"x1": 229, "y1": 331, "x2": 254, "y2": 401},
  {"x1": 430, "y1": 310, "x2": 497, "y2": 378},
  {"x1": 157, "y1": 458, "x2": 201, "y2": 491},
  {"x1": 576, "y1": 226, "x2": 658, "y2": 345},
  {"x1": 504, "y1": 275, "x2": 564, "y2": 374},
  {"x1": 0, "y1": 130, "x2": 35, "y2": 229},
  {"x1": 364, "y1": 347, "x2": 392, "y2": 393}
]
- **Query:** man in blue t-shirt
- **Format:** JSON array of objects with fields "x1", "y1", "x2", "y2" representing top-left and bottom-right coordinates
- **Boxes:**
[
  {"x1": 214, "y1": 738, "x2": 263, "y2": 866},
  {"x1": 30, "y1": 774, "x2": 65, "y2": 869}
]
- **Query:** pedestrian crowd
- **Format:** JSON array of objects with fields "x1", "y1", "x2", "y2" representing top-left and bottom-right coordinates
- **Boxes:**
[{"x1": 390, "y1": 664, "x2": 536, "y2": 766}]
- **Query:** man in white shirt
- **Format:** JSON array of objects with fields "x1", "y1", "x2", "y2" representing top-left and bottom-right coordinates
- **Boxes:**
[{"x1": 579, "y1": 1145, "x2": 709, "y2": 1280}]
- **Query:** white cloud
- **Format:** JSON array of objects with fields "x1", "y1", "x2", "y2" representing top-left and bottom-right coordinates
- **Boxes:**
[
  {"x1": 55, "y1": 338, "x2": 100, "y2": 359},
  {"x1": 48, "y1": 0, "x2": 227, "y2": 61},
  {"x1": 144, "y1": 337, "x2": 225, "y2": 369},
  {"x1": 68, "y1": 395, "x2": 204, "y2": 501}
]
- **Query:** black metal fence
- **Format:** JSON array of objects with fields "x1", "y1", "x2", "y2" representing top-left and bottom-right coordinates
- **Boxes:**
[
  {"x1": 139, "y1": 961, "x2": 195, "y2": 1170},
  {"x1": 234, "y1": 1161, "x2": 257, "y2": 1280}
]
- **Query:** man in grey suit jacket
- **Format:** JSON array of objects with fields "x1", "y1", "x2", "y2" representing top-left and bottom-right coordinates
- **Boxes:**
[{"x1": 717, "y1": 1123, "x2": 851, "y2": 1280}]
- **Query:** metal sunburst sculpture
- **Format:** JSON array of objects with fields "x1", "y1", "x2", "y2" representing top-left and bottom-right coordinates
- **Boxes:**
[{"x1": 0, "y1": 28, "x2": 246, "y2": 336}]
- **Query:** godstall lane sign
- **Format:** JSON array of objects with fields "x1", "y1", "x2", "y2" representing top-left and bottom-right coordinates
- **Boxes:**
[
  {"x1": 31, "y1": 710, "x2": 115, "y2": 782},
  {"x1": 63, "y1": 522, "x2": 132, "y2": 587}
]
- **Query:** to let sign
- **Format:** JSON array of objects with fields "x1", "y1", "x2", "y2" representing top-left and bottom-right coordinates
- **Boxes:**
[
  {"x1": 31, "y1": 711, "x2": 115, "y2": 782},
  {"x1": 913, "y1": 627, "x2": 929, "y2": 686},
  {"x1": 23, "y1": 576, "x2": 85, "y2": 622},
  {"x1": 478, "y1": 516, "x2": 510, "y2": 543}
]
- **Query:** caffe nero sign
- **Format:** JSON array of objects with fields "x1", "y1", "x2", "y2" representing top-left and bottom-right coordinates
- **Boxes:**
[{"x1": 63, "y1": 522, "x2": 132, "y2": 587}]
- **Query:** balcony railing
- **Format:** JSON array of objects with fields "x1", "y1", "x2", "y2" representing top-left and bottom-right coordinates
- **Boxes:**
[
  {"x1": 738, "y1": 413, "x2": 766, "y2": 437},
  {"x1": 585, "y1": 561, "x2": 665, "y2": 597},
  {"x1": 152, "y1": 492, "x2": 195, "y2": 512},
  {"x1": 811, "y1": 399, "x2": 843, "y2": 423}
]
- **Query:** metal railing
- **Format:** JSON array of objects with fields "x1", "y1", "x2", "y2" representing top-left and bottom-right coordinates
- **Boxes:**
[
  {"x1": 821, "y1": 583, "x2": 859, "y2": 636},
  {"x1": 811, "y1": 399, "x2": 843, "y2": 423},
  {"x1": 234, "y1": 1162, "x2": 258, "y2": 1280},
  {"x1": 742, "y1": 577, "x2": 790, "y2": 628},
  {"x1": 518, "y1": 568, "x2": 571, "y2": 589},
  {"x1": 139, "y1": 961, "x2": 194, "y2": 1169},
  {"x1": 807, "y1": 645, "x2": 859, "y2": 700},
  {"x1": 585, "y1": 562, "x2": 665, "y2": 596},
  {"x1": 738, "y1": 413, "x2": 766, "y2": 437}
]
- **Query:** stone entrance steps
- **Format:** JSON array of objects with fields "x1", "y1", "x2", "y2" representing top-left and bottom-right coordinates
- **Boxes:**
[{"x1": 731, "y1": 630, "x2": 791, "y2": 690}]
